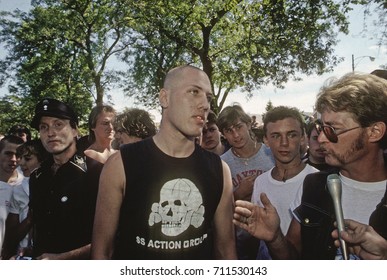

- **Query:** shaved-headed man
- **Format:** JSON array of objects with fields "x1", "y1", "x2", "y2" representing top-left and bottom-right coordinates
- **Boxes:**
[{"x1": 91, "y1": 65, "x2": 237, "y2": 260}]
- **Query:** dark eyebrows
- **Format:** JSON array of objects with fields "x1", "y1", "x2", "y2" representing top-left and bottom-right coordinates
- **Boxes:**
[
  {"x1": 189, "y1": 84, "x2": 213, "y2": 95},
  {"x1": 269, "y1": 129, "x2": 300, "y2": 135}
]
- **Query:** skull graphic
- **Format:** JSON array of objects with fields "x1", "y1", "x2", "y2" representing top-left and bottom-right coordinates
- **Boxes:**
[{"x1": 149, "y1": 178, "x2": 205, "y2": 236}]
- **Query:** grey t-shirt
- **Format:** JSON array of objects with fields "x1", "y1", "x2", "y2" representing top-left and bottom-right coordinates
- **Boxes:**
[
  {"x1": 221, "y1": 143, "x2": 275, "y2": 190},
  {"x1": 221, "y1": 143, "x2": 275, "y2": 259}
]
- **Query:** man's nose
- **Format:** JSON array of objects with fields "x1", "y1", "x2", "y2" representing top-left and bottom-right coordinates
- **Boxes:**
[
  {"x1": 11, "y1": 153, "x2": 18, "y2": 161},
  {"x1": 197, "y1": 93, "x2": 211, "y2": 112},
  {"x1": 317, "y1": 130, "x2": 328, "y2": 143},
  {"x1": 280, "y1": 135, "x2": 289, "y2": 146}
]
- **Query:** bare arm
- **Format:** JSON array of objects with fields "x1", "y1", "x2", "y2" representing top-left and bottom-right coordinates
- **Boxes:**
[
  {"x1": 213, "y1": 161, "x2": 237, "y2": 259},
  {"x1": 267, "y1": 218, "x2": 301, "y2": 259},
  {"x1": 91, "y1": 151, "x2": 126, "y2": 259},
  {"x1": 84, "y1": 149, "x2": 116, "y2": 164},
  {"x1": 35, "y1": 244, "x2": 91, "y2": 260},
  {"x1": 233, "y1": 175, "x2": 256, "y2": 201},
  {"x1": 233, "y1": 193, "x2": 301, "y2": 259},
  {"x1": 332, "y1": 219, "x2": 387, "y2": 260}
]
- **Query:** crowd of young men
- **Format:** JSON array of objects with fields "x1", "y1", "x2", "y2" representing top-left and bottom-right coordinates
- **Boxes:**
[{"x1": 1, "y1": 67, "x2": 387, "y2": 260}]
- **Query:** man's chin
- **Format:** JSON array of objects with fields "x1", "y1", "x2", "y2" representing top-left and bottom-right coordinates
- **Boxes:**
[
  {"x1": 324, "y1": 156, "x2": 340, "y2": 167},
  {"x1": 9, "y1": 167, "x2": 17, "y2": 173}
]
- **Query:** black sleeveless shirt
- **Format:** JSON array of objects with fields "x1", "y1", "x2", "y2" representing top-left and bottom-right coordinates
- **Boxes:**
[{"x1": 114, "y1": 138, "x2": 223, "y2": 259}]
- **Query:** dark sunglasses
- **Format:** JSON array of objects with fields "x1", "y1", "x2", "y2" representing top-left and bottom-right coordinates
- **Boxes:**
[{"x1": 314, "y1": 122, "x2": 360, "y2": 143}]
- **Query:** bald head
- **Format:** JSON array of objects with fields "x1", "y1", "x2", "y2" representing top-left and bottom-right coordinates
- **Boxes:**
[{"x1": 163, "y1": 65, "x2": 209, "y2": 91}]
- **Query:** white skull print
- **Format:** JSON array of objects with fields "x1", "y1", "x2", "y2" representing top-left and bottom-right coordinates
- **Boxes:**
[{"x1": 148, "y1": 178, "x2": 205, "y2": 236}]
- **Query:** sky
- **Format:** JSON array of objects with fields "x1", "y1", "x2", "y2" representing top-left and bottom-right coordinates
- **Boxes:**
[{"x1": 1, "y1": 1, "x2": 386, "y2": 123}]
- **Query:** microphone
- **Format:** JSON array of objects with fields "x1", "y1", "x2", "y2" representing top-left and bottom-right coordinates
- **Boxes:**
[{"x1": 327, "y1": 174, "x2": 349, "y2": 260}]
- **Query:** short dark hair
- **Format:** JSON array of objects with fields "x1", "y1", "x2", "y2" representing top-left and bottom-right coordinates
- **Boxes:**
[
  {"x1": 114, "y1": 108, "x2": 157, "y2": 139},
  {"x1": 206, "y1": 110, "x2": 218, "y2": 125},
  {"x1": 306, "y1": 121, "x2": 318, "y2": 138},
  {"x1": 263, "y1": 106, "x2": 305, "y2": 136},
  {"x1": 217, "y1": 104, "x2": 251, "y2": 133},
  {"x1": 0, "y1": 135, "x2": 25, "y2": 153},
  {"x1": 16, "y1": 139, "x2": 49, "y2": 163},
  {"x1": 88, "y1": 105, "x2": 116, "y2": 144}
]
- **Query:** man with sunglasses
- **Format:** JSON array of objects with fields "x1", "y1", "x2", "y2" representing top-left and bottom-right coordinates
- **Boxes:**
[{"x1": 233, "y1": 73, "x2": 387, "y2": 259}]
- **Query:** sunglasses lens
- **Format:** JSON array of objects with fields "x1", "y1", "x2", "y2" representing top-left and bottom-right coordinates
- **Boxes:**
[
  {"x1": 315, "y1": 123, "x2": 338, "y2": 143},
  {"x1": 323, "y1": 126, "x2": 338, "y2": 143}
]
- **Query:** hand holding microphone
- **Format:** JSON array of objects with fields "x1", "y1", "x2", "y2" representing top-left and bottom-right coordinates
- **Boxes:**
[{"x1": 327, "y1": 174, "x2": 349, "y2": 260}]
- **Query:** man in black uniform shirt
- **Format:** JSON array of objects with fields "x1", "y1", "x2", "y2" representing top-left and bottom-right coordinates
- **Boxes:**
[{"x1": 28, "y1": 98, "x2": 93, "y2": 259}]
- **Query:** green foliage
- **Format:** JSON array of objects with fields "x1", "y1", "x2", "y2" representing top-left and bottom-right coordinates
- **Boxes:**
[
  {"x1": 0, "y1": 0, "x2": 135, "y2": 131},
  {"x1": 265, "y1": 100, "x2": 274, "y2": 113},
  {"x1": 121, "y1": 0, "x2": 357, "y2": 113},
  {"x1": 0, "y1": 0, "x2": 381, "y2": 130},
  {"x1": 361, "y1": 0, "x2": 387, "y2": 61}
]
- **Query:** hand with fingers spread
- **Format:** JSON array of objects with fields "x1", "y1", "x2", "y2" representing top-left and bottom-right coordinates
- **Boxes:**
[
  {"x1": 233, "y1": 193, "x2": 281, "y2": 242},
  {"x1": 332, "y1": 219, "x2": 387, "y2": 260}
]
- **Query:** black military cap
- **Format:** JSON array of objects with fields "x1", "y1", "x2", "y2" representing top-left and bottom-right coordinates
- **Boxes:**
[{"x1": 31, "y1": 98, "x2": 78, "y2": 129}]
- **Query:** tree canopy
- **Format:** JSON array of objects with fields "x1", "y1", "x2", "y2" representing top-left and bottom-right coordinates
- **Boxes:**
[
  {"x1": 0, "y1": 0, "x2": 135, "y2": 132},
  {"x1": 122, "y1": 0, "x2": 359, "y2": 113},
  {"x1": 362, "y1": 0, "x2": 387, "y2": 57},
  {"x1": 0, "y1": 0, "x2": 380, "y2": 133}
]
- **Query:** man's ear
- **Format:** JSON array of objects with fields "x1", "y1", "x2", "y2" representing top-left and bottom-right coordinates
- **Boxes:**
[
  {"x1": 159, "y1": 88, "x2": 169, "y2": 109},
  {"x1": 368, "y1": 122, "x2": 386, "y2": 143}
]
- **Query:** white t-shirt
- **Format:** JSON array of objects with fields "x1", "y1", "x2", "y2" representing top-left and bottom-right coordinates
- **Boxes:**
[
  {"x1": 290, "y1": 172, "x2": 387, "y2": 224},
  {"x1": 0, "y1": 169, "x2": 24, "y2": 256},
  {"x1": 252, "y1": 164, "x2": 318, "y2": 234},
  {"x1": 290, "y1": 172, "x2": 386, "y2": 260},
  {"x1": 9, "y1": 177, "x2": 30, "y2": 248},
  {"x1": 340, "y1": 174, "x2": 386, "y2": 224}
]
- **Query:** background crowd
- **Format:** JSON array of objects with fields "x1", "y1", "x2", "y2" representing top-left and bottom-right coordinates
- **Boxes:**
[{"x1": 0, "y1": 66, "x2": 386, "y2": 260}]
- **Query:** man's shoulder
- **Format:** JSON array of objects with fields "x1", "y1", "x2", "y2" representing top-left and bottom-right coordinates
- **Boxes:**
[
  {"x1": 120, "y1": 138, "x2": 151, "y2": 154},
  {"x1": 196, "y1": 144, "x2": 220, "y2": 159},
  {"x1": 0, "y1": 180, "x2": 13, "y2": 191},
  {"x1": 303, "y1": 168, "x2": 339, "y2": 182},
  {"x1": 301, "y1": 169, "x2": 340, "y2": 202},
  {"x1": 256, "y1": 168, "x2": 273, "y2": 182},
  {"x1": 303, "y1": 164, "x2": 320, "y2": 175},
  {"x1": 220, "y1": 148, "x2": 233, "y2": 161},
  {"x1": 255, "y1": 143, "x2": 275, "y2": 161}
]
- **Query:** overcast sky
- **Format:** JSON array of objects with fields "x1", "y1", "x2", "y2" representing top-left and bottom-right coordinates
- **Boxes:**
[{"x1": 1, "y1": 1, "x2": 386, "y2": 122}]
